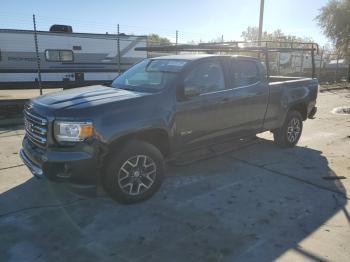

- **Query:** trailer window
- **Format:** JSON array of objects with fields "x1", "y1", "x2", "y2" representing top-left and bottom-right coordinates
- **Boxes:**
[
  {"x1": 45, "y1": 50, "x2": 60, "y2": 61},
  {"x1": 45, "y1": 50, "x2": 73, "y2": 62},
  {"x1": 60, "y1": 50, "x2": 73, "y2": 61}
]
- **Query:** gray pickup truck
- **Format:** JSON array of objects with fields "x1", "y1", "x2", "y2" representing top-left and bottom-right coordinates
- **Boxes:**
[{"x1": 20, "y1": 54, "x2": 318, "y2": 203}]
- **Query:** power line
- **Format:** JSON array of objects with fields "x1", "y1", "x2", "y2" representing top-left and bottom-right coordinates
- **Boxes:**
[{"x1": 0, "y1": 12, "x2": 224, "y2": 43}]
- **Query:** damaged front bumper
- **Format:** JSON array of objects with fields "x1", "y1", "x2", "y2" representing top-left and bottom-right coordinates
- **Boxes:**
[{"x1": 20, "y1": 137, "x2": 100, "y2": 185}]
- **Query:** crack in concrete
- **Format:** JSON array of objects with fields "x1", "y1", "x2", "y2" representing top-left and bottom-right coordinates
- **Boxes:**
[
  {"x1": 228, "y1": 155, "x2": 350, "y2": 200},
  {"x1": 0, "y1": 198, "x2": 87, "y2": 218},
  {"x1": 0, "y1": 164, "x2": 24, "y2": 171},
  {"x1": 0, "y1": 133, "x2": 24, "y2": 139}
]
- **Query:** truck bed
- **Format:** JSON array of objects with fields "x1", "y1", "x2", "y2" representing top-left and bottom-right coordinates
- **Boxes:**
[
  {"x1": 268, "y1": 76, "x2": 318, "y2": 90},
  {"x1": 262, "y1": 75, "x2": 318, "y2": 131}
]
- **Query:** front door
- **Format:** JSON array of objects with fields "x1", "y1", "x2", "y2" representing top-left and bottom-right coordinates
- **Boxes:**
[{"x1": 173, "y1": 58, "x2": 233, "y2": 151}]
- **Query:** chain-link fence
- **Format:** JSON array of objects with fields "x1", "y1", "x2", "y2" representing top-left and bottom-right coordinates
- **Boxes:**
[
  {"x1": 262, "y1": 47, "x2": 349, "y2": 83},
  {"x1": 0, "y1": 13, "x2": 187, "y2": 91},
  {"x1": 316, "y1": 51, "x2": 349, "y2": 83},
  {"x1": 1, "y1": 12, "x2": 349, "y2": 91}
]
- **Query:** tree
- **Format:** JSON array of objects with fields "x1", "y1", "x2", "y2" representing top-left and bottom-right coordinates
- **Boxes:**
[
  {"x1": 240, "y1": 27, "x2": 314, "y2": 61},
  {"x1": 148, "y1": 34, "x2": 171, "y2": 46},
  {"x1": 240, "y1": 27, "x2": 316, "y2": 73},
  {"x1": 241, "y1": 26, "x2": 260, "y2": 41},
  {"x1": 241, "y1": 26, "x2": 313, "y2": 45},
  {"x1": 315, "y1": 0, "x2": 350, "y2": 81}
]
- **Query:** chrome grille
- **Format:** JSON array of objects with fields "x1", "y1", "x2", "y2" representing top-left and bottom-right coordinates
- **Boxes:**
[{"x1": 24, "y1": 109, "x2": 48, "y2": 146}]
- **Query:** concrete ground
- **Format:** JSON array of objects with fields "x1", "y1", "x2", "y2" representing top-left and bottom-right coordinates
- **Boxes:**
[
  {"x1": 0, "y1": 88, "x2": 63, "y2": 127},
  {"x1": 0, "y1": 88, "x2": 62, "y2": 100},
  {"x1": 0, "y1": 89, "x2": 349, "y2": 262}
]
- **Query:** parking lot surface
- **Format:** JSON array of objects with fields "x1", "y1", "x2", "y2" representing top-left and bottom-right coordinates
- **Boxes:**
[{"x1": 0, "y1": 89, "x2": 349, "y2": 262}]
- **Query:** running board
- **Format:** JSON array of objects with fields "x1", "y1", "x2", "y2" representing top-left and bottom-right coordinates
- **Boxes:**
[{"x1": 166, "y1": 136, "x2": 258, "y2": 166}]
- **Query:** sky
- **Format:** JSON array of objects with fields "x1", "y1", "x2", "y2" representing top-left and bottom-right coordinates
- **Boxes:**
[{"x1": 0, "y1": 0, "x2": 331, "y2": 46}]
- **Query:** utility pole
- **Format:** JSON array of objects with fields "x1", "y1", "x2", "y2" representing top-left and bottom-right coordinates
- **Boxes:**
[
  {"x1": 311, "y1": 44, "x2": 315, "y2": 78},
  {"x1": 32, "y1": 14, "x2": 42, "y2": 95},
  {"x1": 146, "y1": 35, "x2": 149, "y2": 58},
  {"x1": 258, "y1": 0, "x2": 265, "y2": 45},
  {"x1": 347, "y1": 43, "x2": 350, "y2": 82},
  {"x1": 117, "y1": 24, "x2": 121, "y2": 74},
  {"x1": 175, "y1": 30, "x2": 178, "y2": 55},
  {"x1": 346, "y1": 24, "x2": 350, "y2": 82},
  {"x1": 335, "y1": 53, "x2": 339, "y2": 83},
  {"x1": 318, "y1": 46, "x2": 324, "y2": 78},
  {"x1": 258, "y1": 0, "x2": 265, "y2": 60}
]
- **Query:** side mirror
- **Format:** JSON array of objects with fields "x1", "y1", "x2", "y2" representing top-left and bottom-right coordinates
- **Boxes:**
[{"x1": 184, "y1": 86, "x2": 201, "y2": 98}]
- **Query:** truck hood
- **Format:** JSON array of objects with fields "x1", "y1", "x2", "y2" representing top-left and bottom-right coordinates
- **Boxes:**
[{"x1": 33, "y1": 85, "x2": 149, "y2": 110}]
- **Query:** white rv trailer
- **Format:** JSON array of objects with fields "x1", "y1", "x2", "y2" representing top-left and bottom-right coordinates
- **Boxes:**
[
  {"x1": 277, "y1": 52, "x2": 323, "y2": 73},
  {"x1": 0, "y1": 26, "x2": 148, "y2": 89}
]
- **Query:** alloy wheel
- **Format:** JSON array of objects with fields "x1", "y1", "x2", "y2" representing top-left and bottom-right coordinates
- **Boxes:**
[
  {"x1": 117, "y1": 155, "x2": 157, "y2": 195},
  {"x1": 286, "y1": 117, "x2": 301, "y2": 143}
]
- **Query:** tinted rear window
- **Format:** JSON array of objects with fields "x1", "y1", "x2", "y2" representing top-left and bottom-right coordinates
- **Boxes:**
[{"x1": 231, "y1": 60, "x2": 260, "y2": 87}]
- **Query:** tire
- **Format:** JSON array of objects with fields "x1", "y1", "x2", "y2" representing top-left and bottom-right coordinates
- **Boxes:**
[
  {"x1": 273, "y1": 111, "x2": 303, "y2": 148},
  {"x1": 102, "y1": 140, "x2": 164, "y2": 204}
]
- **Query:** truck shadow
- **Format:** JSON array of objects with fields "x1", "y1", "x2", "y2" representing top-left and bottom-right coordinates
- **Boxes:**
[{"x1": 0, "y1": 137, "x2": 347, "y2": 261}]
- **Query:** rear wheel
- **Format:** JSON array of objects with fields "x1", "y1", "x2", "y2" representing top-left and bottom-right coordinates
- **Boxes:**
[
  {"x1": 273, "y1": 111, "x2": 303, "y2": 148},
  {"x1": 103, "y1": 140, "x2": 164, "y2": 204}
]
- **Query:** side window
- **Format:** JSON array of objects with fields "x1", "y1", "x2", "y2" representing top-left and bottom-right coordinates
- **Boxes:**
[
  {"x1": 45, "y1": 50, "x2": 73, "y2": 62},
  {"x1": 45, "y1": 50, "x2": 60, "y2": 61},
  {"x1": 184, "y1": 60, "x2": 225, "y2": 95},
  {"x1": 60, "y1": 50, "x2": 73, "y2": 61},
  {"x1": 232, "y1": 60, "x2": 259, "y2": 87}
]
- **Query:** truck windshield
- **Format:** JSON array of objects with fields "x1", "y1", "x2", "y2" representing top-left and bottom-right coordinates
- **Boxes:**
[{"x1": 111, "y1": 59, "x2": 187, "y2": 92}]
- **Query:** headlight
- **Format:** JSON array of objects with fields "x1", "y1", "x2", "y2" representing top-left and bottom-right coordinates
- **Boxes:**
[{"x1": 54, "y1": 121, "x2": 94, "y2": 142}]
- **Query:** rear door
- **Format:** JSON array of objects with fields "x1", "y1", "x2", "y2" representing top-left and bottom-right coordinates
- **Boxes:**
[{"x1": 229, "y1": 58, "x2": 269, "y2": 132}]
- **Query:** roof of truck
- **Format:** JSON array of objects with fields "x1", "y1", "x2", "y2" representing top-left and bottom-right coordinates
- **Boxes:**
[{"x1": 153, "y1": 54, "x2": 258, "y2": 61}]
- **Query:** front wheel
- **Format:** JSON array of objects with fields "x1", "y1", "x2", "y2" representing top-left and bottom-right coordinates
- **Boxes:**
[
  {"x1": 102, "y1": 140, "x2": 164, "y2": 204},
  {"x1": 273, "y1": 111, "x2": 303, "y2": 148}
]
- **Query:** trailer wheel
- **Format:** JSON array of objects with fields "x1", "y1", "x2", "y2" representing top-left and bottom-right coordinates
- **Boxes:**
[
  {"x1": 102, "y1": 140, "x2": 164, "y2": 204},
  {"x1": 273, "y1": 111, "x2": 303, "y2": 148}
]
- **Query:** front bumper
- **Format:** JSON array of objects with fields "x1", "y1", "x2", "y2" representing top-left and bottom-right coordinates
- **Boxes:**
[
  {"x1": 20, "y1": 149, "x2": 44, "y2": 178},
  {"x1": 20, "y1": 137, "x2": 99, "y2": 185}
]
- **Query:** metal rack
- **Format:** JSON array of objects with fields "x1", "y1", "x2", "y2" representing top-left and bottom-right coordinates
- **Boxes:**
[{"x1": 135, "y1": 40, "x2": 319, "y2": 78}]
